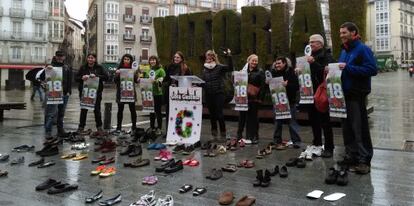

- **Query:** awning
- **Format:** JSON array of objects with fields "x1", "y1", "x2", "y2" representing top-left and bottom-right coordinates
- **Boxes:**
[{"x1": 0, "y1": 65, "x2": 44, "y2": 70}]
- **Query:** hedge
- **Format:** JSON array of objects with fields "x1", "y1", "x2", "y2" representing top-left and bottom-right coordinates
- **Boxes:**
[
  {"x1": 271, "y1": 3, "x2": 290, "y2": 57},
  {"x1": 212, "y1": 9, "x2": 241, "y2": 63},
  {"x1": 153, "y1": 16, "x2": 178, "y2": 67}
]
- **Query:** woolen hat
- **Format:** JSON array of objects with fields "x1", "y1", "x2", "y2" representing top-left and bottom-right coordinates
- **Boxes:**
[{"x1": 309, "y1": 34, "x2": 324, "y2": 46}]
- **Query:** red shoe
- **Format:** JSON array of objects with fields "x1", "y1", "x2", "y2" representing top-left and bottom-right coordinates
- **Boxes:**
[
  {"x1": 238, "y1": 139, "x2": 246, "y2": 147},
  {"x1": 188, "y1": 159, "x2": 199, "y2": 167}
]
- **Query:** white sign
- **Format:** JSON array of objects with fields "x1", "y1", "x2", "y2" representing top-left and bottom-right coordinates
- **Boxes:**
[
  {"x1": 80, "y1": 77, "x2": 99, "y2": 110},
  {"x1": 46, "y1": 67, "x2": 63, "y2": 104},
  {"x1": 327, "y1": 63, "x2": 346, "y2": 118},
  {"x1": 296, "y1": 56, "x2": 314, "y2": 104},
  {"x1": 140, "y1": 78, "x2": 154, "y2": 112}
]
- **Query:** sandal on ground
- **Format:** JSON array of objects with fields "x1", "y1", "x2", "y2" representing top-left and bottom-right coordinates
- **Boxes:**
[
  {"x1": 193, "y1": 187, "x2": 207, "y2": 196},
  {"x1": 179, "y1": 184, "x2": 193, "y2": 193}
]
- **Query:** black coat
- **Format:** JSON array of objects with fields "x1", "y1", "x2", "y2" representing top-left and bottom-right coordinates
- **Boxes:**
[
  {"x1": 270, "y1": 67, "x2": 299, "y2": 104},
  {"x1": 76, "y1": 63, "x2": 109, "y2": 94},
  {"x1": 310, "y1": 48, "x2": 335, "y2": 92},
  {"x1": 202, "y1": 56, "x2": 233, "y2": 94},
  {"x1": 247, "y1": 67, "x2": 265, "y2": 101},
  {"x1": 162, "y1": 64, "x2": 192, "y2": 102}
]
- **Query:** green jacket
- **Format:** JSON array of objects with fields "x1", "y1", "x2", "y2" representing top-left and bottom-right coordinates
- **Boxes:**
[{"x1": 143, "y1": 66, "x2": 166, "y2": 96}]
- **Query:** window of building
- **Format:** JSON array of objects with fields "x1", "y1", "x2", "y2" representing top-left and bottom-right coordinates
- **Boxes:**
[
  {"x1": 125, "y1": 48, "x2": 132, "y2": 54},
  {"x1": 125, "y1": 6, "x2": 133, "y2": 15},
  {"x1": 105, "y1": 2, "x2": 119, "y2": 20},
  {"x1": 141, "y1": 49, "x2": 149, "y2": 61},
  {"x1": 376, "y1": 38, "x2": 390, "y2": 51},
  {"x1": 12, "y1": 0, "x2": 23, "y2": 8},
  {"x1": 105, "y1": 44, "x2": 119, "y2": 62},
  {"x1": 157, "y1": 7, "x2": 169, "y2": 17},
  {"x1": 142, "y1": 28, "x2": 149, "y2": 37},
  {"x1": 34, "y1": 0, "x2": 44, "y2": 10},
  {"x1": 174, "y1": 5, "x2": 187, "y2": 16},
  {"x1": 11, "y1": 46, "x2": 22, "y2": 59},
  {"x1": 32, "y1": 46, "x2": 45, "y2": 60},
  {"x1": 142, "y1": 8, "x2": 150, "y2": 16},
  {"x1": 34, "y1": 23, "x2": 43, "y2": 37},
  {"x1": 125, "y1": 27, "x2": 132, "y2": 36},
  {"x1": 106, "y1": 22, "x2": 119, "y2": 35}
]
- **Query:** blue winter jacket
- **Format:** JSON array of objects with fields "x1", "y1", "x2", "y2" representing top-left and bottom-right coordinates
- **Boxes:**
[{"x1": 338, "y1": 40, "x2": 377, "y2": 96}]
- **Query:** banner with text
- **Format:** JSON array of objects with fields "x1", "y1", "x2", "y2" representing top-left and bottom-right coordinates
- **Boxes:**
[
  {"x1": 327, "y1": 63, "x2": 346, "y2": 118},
  {"x1": 233, "y1": 71, "x2": 248, "y2": 111},
  {"x1": 46, "y1": 67, "x2": 63, "y2": 104},
  {"x1": 80, "y1": 77, "x2": 100, "y2": 110},
  {"x1": 139, "y1": 78, "x2": 154, "y2": 112},
  {"x1": 120, "y1": 69, "x2": 136, "y2": 103},
  {"x1": 269, "y1": 77, "x2": 291, "y2": 120},
  {"x1": 296, "y1": 57, "x2": 314, "y2": 104}
]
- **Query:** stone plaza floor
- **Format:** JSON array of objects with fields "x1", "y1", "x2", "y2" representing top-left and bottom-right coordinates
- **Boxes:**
[{"x1": 0, "y1": 70, "x2": 413, "y2": 205}]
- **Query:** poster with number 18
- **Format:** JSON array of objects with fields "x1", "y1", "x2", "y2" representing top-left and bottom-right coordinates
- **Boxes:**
[
  {"x1": 120, "y1": 69, "x2": 135, "y2": 103},
  {"x1": 233, "y1": 71, "x2": 248, "y2": 111},
  {"x1": 46, "y1": 67, "x2": 63, "y2": 104},
  {"x1": 327, "y1": 63, "x2": 346, "y2": 118},
  {"x1": 139, "y1": 78, "x2": 154, "y2": 112},
  {"x1": 80, "y1": 77, "x2": 99, "y2": 110},
  {"x1": 296, "y1": 57, "x2": 314, "y2": 104},
  {"x1": 269, "y1": 77, "x2": 291, "y2": 119}
]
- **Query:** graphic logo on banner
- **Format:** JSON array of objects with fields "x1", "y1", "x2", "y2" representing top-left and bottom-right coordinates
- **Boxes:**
[
  {"x1": 80, "y1": 77, "x2": 100, "y2": 110},
  {"x1": 46, "y1": 67, "x2": 63, "y2": 104},
  {"x1": 139, "y1": 78, "x2": 154, "y2": 112},
  {"x1": 327, "y1": 63, "x2": 347, "y2": 118},
  {"x1": 149, "y1": 70, "x2": 156, "y2": 80},
  {"x1": 233, "y1": 71, "x2": 248, "y2": 111},
  {"x1": 120, "y1": 69, "x2": 135, "y2": 103},
  {"x1": 296, "y1": 56, "x2": 314, "y2": 104},
  {"x1": 132, "y1": 61, "x2": 139, "y2": 70},
  {"x1": 269, "y1": 77, "x2": 291, "y2": 119},
  {"x1": 167, "y1": 87, "x2": 202, "y2": 144}
]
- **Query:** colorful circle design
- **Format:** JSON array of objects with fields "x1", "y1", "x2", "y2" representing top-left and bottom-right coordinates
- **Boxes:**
[{"x1": 175, "y1": 110, "x2": 194, "y2": 138}]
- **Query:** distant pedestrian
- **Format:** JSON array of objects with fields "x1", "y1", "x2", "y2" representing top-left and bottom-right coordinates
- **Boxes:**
[
  {"x1": 30, "y1": 76, "x2": 44, "y2": 102},
  {"x1": 337, "y1": 22, "x2": 377, "y2": 174}
]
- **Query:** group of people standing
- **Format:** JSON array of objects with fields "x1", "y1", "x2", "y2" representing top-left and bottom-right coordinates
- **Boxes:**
[{"x1": 40, "y1": 22, "x2": 376, "y2": 175}]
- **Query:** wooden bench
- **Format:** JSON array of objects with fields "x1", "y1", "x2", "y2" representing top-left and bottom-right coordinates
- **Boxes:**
[{"x1": 0, "y1": 102, "x2": 26, "y2": 121}]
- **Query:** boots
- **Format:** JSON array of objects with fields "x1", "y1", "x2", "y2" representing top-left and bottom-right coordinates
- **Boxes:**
[
  {"x1": 261, "y1": 169, "x2": 272, "y2": 187},
  {"x1": 253, "y1": 170, "x2": 263, "y2": 187}
]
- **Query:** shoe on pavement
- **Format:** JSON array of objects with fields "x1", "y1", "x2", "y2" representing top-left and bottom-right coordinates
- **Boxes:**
[
  {"x1": 85, "y1": 190, "x2": 103, "y2": 203},
  {"x1": 99, "y1": 194, "x2": 121, "y2": 206},
  {"x1": 35, "y1": 179, "x2": 61, "y2": 191},
  {"x1": 218, "y1": 191, "x2": 234, "y2": 205}
]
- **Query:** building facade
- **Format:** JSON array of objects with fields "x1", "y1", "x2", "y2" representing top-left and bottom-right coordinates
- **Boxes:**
[
  {"x1": 62, "y1": 11, "x2": 84, "y2": 71},
  {"x1": 87, "y1": 0, "x2": 237, "y2": 71},
  {"x1": 0, "y1": 0, "x2": 65, "y2": 90},
  {"x1": 367, "y1": 0, "x2": 414, "y2": 66}
]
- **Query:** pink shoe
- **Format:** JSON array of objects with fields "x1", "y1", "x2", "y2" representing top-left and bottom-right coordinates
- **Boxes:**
[
  {"x1": 238, "y1": 139, "x2": 246, "y2": 147},
  {"x1": 154, "y1": 150, "x2": 167, "y2": 161},
  {"x1": 161, "y1": 150, "x2": 173, "y2": 162},
  {"x1": 142, "y1": 175, "x2": 158, "y2": 185}
]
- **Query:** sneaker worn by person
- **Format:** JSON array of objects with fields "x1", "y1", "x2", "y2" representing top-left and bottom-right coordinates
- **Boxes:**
[
  {"x1": 312, "y1": 146, "x2": 323, "y2": 157},
  {"x1": 321, "y1": 150, "x2": 333, "y2": 158},
  {"x1": 349, "y1": 163, "x2": 370, "y2": 175},
  {"x1": 275, "y1": 143, "x2": 287, "y2": 150}
]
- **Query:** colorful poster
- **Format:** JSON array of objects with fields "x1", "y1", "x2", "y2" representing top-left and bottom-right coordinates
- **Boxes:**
[
  {"x1": 80, "y1": 77, "x2": 99, "y2": 110},
  {"x1": 46, "y1": 67, "x2": 63, "y2": 104},
  {"x1": 167, "y1": 87, "x2": 203, "y2": 144},
  {"x1": 327, "y1": 63, "x2": 347, "y2": 118},
  {"x1": 139, "y1": 78, "x2": 154, "y2": 112},
  {"x1": 233, "y1": 71, "x2": 248, "y2": 111},
  {"x1": 296, "y1": 56, "x2": 314, "y2": 104},
  {"x1": 120, "y1": 69, "x2": 136, "y2": 103},
  {"x1": 269, "y1": 77, "x2": 291, "y2": 120}
]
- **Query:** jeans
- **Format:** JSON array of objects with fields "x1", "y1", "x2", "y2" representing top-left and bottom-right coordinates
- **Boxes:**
[
  {"x1": 44, "y1": 95, "x2": 69, "y2": 134},
  {"x1": 342, "y1": 94, "x2": 373, "y2": 165},
  {"x1": 31, "y1": 85, "x2": 43, "y2": 101},
  {"x1": 150, "y1": 95, "x2": 163, "y2": 129},
  {"x1": 273, "y1": 104, "x2": 301, "y2": 144},
  {"x1": 308, "y1": 104, "x2": 334, "y2": 151},
  {"x1": 237, "y1": 101, "x2": 259, "y2": 140},
  {"x1": 117, "y1": 102, "x2": 137, "y2": 130},
  {"x1": 79, "y1": 94, "x2": 103, "y2": 129},
  {"x1": 205, "y1": 92, "x2": 226, "y2": 133}
]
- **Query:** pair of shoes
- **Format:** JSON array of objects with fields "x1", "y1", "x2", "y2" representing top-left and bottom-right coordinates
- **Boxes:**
[
  {"x1": 12, "y1": 145, "x2": 35, "y2": 152},
  {"x1": 71, "y1": 142, "x2": 89, "y2": 150},
  {"x1": 349, "y1": 163, "x2": 371, "y2": 175},
  {"x1": 203, "y1": 144, "x2": 218, "y2": 157},
  {"x1": 239, "y1": 138, "x2": 252, "y2": 145},
  {"x1": 253, "y1": 169, "x2": 271, "y2": 187},
  {"x1": 124, "y1": 157, "x2": 150, "y2": 168},
  {"x1": 237, "y1": 160, "x2": 255, "y2": 168},
  {"x1": 129, "y1": 190, "x2": 156, "y2": 206},
  {"x1": 206, "y1": 168, "x2": 223, "y2": 180},
  {"x1": 286, "y1": 158, "x2": 306, "y2": 168},
  {"x1": 91, "y1": 155, "x2": 106, "y2": 163},
  {"x1": 35, "y1": 178, "x2": 61, "y2": 190},
  {"x1": 154, "y1": 149, "x2": 173, "y2": 161},
  {"x1": 94, "y1": 140, "x2": 116, "y2": 153},
  {"x1": 221, "y1": 164, "x2": 237, "y2": 172},
  {"x1": 218, "y1": 191, "x2": 234, "y2": 205},
  {"x1": 99, "y1": 167, "x2": 116, "y2": 177},
  {"x1": 274, "y1": 143, "x2": 287, "y2": 150},
  {"x1": 36, "y1": 145, "x2": 59, "y2": 157},
  {"x1": 99, "y1": 194, "x2": 121, "y2": 206},
  {"x1": 142, "y1": 175, "x2": 158, "y2": 185},
  {"x1": 38, "y1": 160, "x2": 56, "y2": 168},
  {"x1": 181, "y1": 145, "x2": 195, "y2": 155},
  {"x1": 155, "y1": 159, "x2": 183, "y2": 173},
  {"x1": 10, "y1": 156, "x2": 25, "y2": 165},
  {"x1": 147, "y1": 143, "x2": 166, "y2": 150},
  {"x1": 235, "y1": 195, "x2": 256, "y2": 206},
  {"x1": 183, "y1": 157, "x2": 199, "y2": 167},
  {"x1": 85, "y1": 190, "x2": 103, "y2": 203},
  {"x1": 325, "y1": 167, "x2": 348, "y2": 186},
  {"x1": 172, "y1": 144, "x2": 185, "y2": 153},
  {"x1": 28, "y1": 157, "x2": 45, "y2": 167},
  {"x1": 61, "y1": 153, "x2": 77, "y2": 159},
  {"x1": 120, "y1": 144, "x2": 142, "y2": 157},
  {"x1": 226, "y1": 138, "x2": 238, "y2": 151},
  {"x1": 0, "y1": 170, "x2": 8, "y2": 177},
  {"x1": 47, "y1": 183, "x2": 78, "y2": 194},
  {"x1": 99, "y1": 157, "x2": 115, "y2": 165},
  {"x1": 0, "y1": 154, "x2": 10, "y2": 162},
  {"x1": 72, "y1": 152, "x2": 88, "y2": 161}
]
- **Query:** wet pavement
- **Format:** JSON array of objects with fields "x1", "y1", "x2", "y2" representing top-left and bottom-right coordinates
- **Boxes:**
[{"x1": 0, "y1": 70, "x2": 413, "y2": 205}]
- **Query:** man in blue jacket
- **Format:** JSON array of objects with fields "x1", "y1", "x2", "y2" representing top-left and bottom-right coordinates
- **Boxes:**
[{"x1": 338, "y1": 22, "x2": 377, "y2": 174}]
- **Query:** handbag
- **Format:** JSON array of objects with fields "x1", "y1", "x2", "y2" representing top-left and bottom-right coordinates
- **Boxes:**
[
  {"x1": 314, "y1": 80, "x2": 329, "y2": 113},
  {"x1": 247, "y1": 83, "x2": 260, "y2": 96}
]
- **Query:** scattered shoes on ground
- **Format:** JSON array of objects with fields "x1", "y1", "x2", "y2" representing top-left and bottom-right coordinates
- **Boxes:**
[
  {"x1": 10, "y1": 156, "x2": 24, "y2": 165},
  {"x1": 142, "y1": 175, "x2": 158, "y2": 185},
  {"x1": 99, "y1": 194, "x2": 121, "y2": 206},
  {"x1": 12, "y1": 145, "x2": 35, "y2": 152},
  {"x1": 325, "y1": 167, "x2": 348, "y2": 186},
  {"x1": 235, "y1": 195, "x2": 256, "y2": 206},
  {"x1": 221, "y1": 164, "x2": 237, "y2": 172},
  {"x1": 38, "y1": 160, "x2": 56, "y2": 168},
  {"x1": 206, "y1": 168, "x2": 223, "y2": 180},
  {"x1": 237, "y1": 160, "x2": 255, "y2": 168},
  {"x1": 192, "y1": 187, "x2": 207, "y2": 196},
  {"x1": 179, "y1": 184, "x2": 193, "y2": 193},
  {"x1": 47, "y1": 183, "x2": 78, "y2": 194},
  {"x1": 85, "y1": 190, "x2": 103, "y2": 203},
  {"x1": 218, "y1": 191, "x2": 234, "y2": 205},
  {"x1": 0, "y1": 154, "x2": 10, "y2": 162}
]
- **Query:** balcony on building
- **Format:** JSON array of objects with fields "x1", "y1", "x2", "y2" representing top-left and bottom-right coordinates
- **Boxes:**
[
  {"x1": 140, "y1": 15, "x2": 152, "y2": 25},
  {"x1": 174, "y1": 0, "x2": 188, "y2": 4},
  {"x1": 50, "y1": 36, "x2": 64, "y2": 43},
  {"x1": 213, "y1": 2, "x2": 221, "y2": 9},
  {"x1": 140, "y1": 35, "x2": 152, "y2": 44},
  {"x1": 123, "y1": 34, "x2": 136, "y2": 41},
  {"x1": 32, "y1": 10, "x2": 48, "y2": 20},
  {"x1": 9, "y1": 55, "x2": 24, "y2": 63},
  {"x1": 0, "y1": 31, "x2": 47, "y2": 42},
  {"x1": 188, "y1": 0, "x2": 197, "y2": 7},
  {"x1": 31, "y1": 56, "x2": 47, "y2": 64},
  {"x1": 0, "y1": 7, "x2": 3, "y2": 16},
  {"x1": 200, "y1": 0, "x2": 212, "y2": 8},
  {"x1": 158, "y1": 0, "x2": 169, "y2": 5},
  {"x1": 123, "y1": 14, "x2": 136, "y2": 23},
  {"x1": 223, "y1": 3, "x2": 236, "y2": 9},
  {"x1": 9, "y1": 8, "x2": 25, "y2": 18}
]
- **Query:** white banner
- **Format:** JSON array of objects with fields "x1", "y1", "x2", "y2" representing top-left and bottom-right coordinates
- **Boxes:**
[
  {"x1": 233, "y1": 71, "x2": 248, "y2": 111},
  {"x1": 296, "y1": 56, "x2": 314, "y2": 104},
  {"x1": 327, "y1": 63, "x2": 347, "y2": 118},
  {"x1": 269, "y1": 77, "x2": 291, "y2": 120},
  {"x1": 139, "y1": 78, "x2": 154, "y2": 112},
  {"x1": 46, "y1": 67, "x2": 63, "y2": 104},
  {"x1": 80, "y1": 77, "x2": 99, "y2": 110},
  {"x1": 166, "y1": 87, "x2": 202, "y2": 144},
  {"x1": 120, "y1": 69, "x2": 135, "y2": 103}
]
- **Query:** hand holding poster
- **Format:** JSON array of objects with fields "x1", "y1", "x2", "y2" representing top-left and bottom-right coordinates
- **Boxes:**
[
  {"x1": 233, "y1": 71, "x2": 248, "y2": 111},
  {"x1": 140, "y1": 78, "x2": 154, "y2": 112},
  {"x1": 46, "y1": 67, "x2": 63, "y2": 104},
  {"x1": 120, "y1": 69, "x2": 135, "y2": 103},
  {"x1": 296, "y1": 56, "x2": 314, "y2": 104},
  {"x1": 269, "y1": 77, "x2": 291, "y2": 119},
  {"x1": 327, "y1": 63, "x2": 346, "y2": 118},
  {"x1": 167, "y1": 87, "x2": 202, "y2": 144},
  {"x1": 80, "y1": 77, "x2": 99, "y2": 110}
]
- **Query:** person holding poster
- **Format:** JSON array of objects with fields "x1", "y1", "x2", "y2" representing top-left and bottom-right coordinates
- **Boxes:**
[
  {"x1": 76, "y1": 53, "x2": 109, "y2": 136},
  {"x1": 143, "y1": 55, "x2": 166, "y2": 136},
  {"x1": 267, "y1": 57, "x2": 301, "y2": 149},
  {"x1": 162, "y1": 51, "x2": 192, "y2": 137},
  {"x1": 40, "y1": 50, "x2": 72, "y2": 140},
  {"x1": 201, "y1": 49, "x2": 233, "y2": 140},
  {"x1": 306, "y1": 34, "x2": 335, "y2": 158},
  {"x1": 114, "y1": 54, "x2": 139, "y2": 134},
  {"x1": 338, "y1": 22, "x2": 377, "y2": 174},
  {"x1": 236, "y1": 54, "x2": 265, "y2": 145}
]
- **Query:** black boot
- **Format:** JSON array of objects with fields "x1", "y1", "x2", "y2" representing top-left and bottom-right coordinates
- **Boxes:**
[
  {"x1": 253, "y1": 170, "x2": 263, "y2": 187},
  {"x1": 261, "y1": 169, "x2": 271, "y2": 187}
]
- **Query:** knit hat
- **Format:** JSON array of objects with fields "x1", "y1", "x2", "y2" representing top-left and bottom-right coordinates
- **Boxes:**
[{"x1": 309, "y1": 34, "x2": 324, "y2": 46}]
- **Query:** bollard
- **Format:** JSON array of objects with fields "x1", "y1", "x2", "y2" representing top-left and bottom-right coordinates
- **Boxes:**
[{"x1": 103, "y1": 102, "x2": 112, "y2": 130}]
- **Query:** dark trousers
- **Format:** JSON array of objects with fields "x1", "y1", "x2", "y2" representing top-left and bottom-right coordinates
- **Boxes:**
[
  {"x1": 205, "y1": 92, "x2": 226, "y2": 133},
  {"x1": 31, "y1": 85, "x2": 43, "y2": 101},
  {"x1": 342, "y1": 94, "x2": 373, "y2": 165},
  {"x1": 308, "y1": 104, "x2": 334, "y2": 151},
  {"x1": 237, "y1": 102, "x2": 259, "y2": 140},
  {"x1": 79, "y1": 95, "x2": 103, "y2": 129},
  {"x1": 117, "y1": 102, "x2": 137, "y2": 130},
  {"x1": 273, "y1": 104, "x2": 301, "y2": 144},
  {"x1": 150, "y1": 95, "x2": 163, "y2": 129}
]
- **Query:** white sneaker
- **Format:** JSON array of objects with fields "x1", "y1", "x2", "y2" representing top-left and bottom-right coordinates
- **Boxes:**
[
  {"x1": 312, "y1": 146, "x2": 323, "y2": 157},
  {"x1": 286, "y1": 140, "x2": 293, "y2": 146},
  {"x1": 130, "y1": 190, "x2": 156, "y2": 206},
  {"x1": 305, "y1": 145, "x2": 314, "y2": 161},
  {"x1": 155, "y1": 195, "x2": 174, "y2": 206},
  {"x1": 241, "y1": 138, "x2": 252, "y2": 145},
  {"x1": 299, "y1": 151, "x2": 307, "y2": 159}
]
